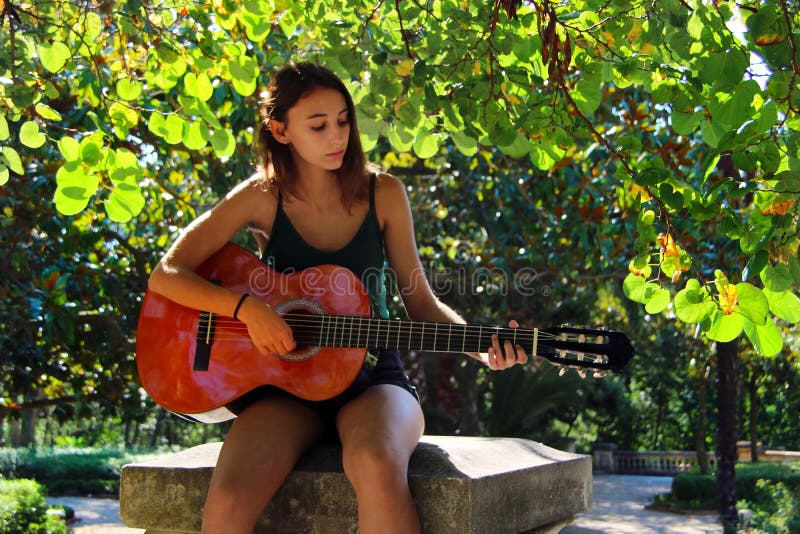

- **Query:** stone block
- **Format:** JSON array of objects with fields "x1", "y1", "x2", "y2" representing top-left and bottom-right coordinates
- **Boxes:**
[{"x1": 120, "y1": 435, "x2": 591, "y2": 533}]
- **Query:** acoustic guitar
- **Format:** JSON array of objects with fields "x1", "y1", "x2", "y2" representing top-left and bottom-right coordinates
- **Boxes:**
[{"x1": 136, "y1": 242, "x2": 634, "y2": 422}]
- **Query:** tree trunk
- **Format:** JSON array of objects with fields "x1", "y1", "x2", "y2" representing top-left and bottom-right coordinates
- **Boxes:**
[
  {"x1": 150, "y1": 409, "x2": 167, "y2": 448},
  {"x1": 695, "y1": 366, "x2": 710, "y2": 475},
  {"x1": 716, "y1": 339, "x2": 739, "y2": 533},
  {"x1": 20, "y1": 407, "x2": 37, "y2": 447},
  {"x1": 748, "y1": 372, "x2": 759, "y2": 463}
]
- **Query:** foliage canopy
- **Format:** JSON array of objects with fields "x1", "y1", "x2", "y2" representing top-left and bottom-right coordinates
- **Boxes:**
[{"x1": 2, "y1": 0, "x2": 799, "y2": 355}]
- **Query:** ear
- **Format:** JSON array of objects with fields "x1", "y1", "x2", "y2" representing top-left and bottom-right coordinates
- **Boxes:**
[{"x1": 269, "y1": 119, "x2": 290, "y2": 144}]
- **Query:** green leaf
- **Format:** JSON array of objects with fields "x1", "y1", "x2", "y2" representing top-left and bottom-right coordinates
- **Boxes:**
[
  {"x1": 760, "y1": 263, "x2": 793, "y2": 291},
  {"x1": 734, "y1": 283, "x2": 769, "y2": 325},
  {"x1": 762, "y1": 288, "x2": 800, "y2": 323},
  {"x1": 106, "y1": 185, "x2": 145, "y2": 222},
  {"x1": 1, "y1": 146, "x2": 24, "y2": 175},
  {"x1": 743, "y1": 319, "x2": 783, "y2": 357},
  {"x1": 572, "y1": 75, "x2": 602, "y2": 116},
  {"x1": 79, "y1": 135, "x2": 105, "y2": 166},
  {"x1": 706, "y1": 309, "x2": 744, "y2": 342},
  {"x1": 164, "y1": 114, "x2": 186, "y2": 145},
  {"x1": 743, "y1": 250, "x2": 769, "y2": 281},
  {"x1": 672, "y1": 109, "x2": 702, "y2": 135},
  {"x1": 645, "y1": 288, "x2": 671, "y2": 314},
  {"x1": 386, "y1": 123, "x2": 416, "y2": 152},
  {"x1": 184, "y1": 72, "x2": 214, "y2": 102},
  {"x1": 57, "y1": 137, "x2": 80, "y2": 161},
  {"x1": 0, "y1": 164, "x2": 7, "y2": 186},
  {"x1": 635, "y1": 168, "x2": 670, "y2": 186},
  {"x1": 498, "y1": 133, "x2": 530, "y2": 158},
  {"x1": 0, "y1": 116, "x2": 8, "y2": 141},
  {"x1": 530, "y1": 139, "x2": 565, "y2": 171},
  {"x1": 183, "y1": 121, "x2": 208, "y2": 150},
  {"x1": 116, "y1": 78, "x2": 143, "y2": 101},
  {"x1": 674, "y1": 279, "x2": 716, "y2": 324},
  {"x1": 20, "y1": 121, "x2": 47, "y2": 148},
  {"x1": 54, "y1": 161, "x2": 98, "y2": 215},
  {"x1": 413, "y1": 131, "x2": 441, "y2": 159},
  {"x1": 450, "y1": 130, "x2": 478, "y2": 156},
  {"x1": 38, "y1": 41, "x2": 71, "y2": 73},
  {"x1": 35, "y1": 103, "x2": 63, "y2": 121},
  {"x1": 623, "y1": 273, "x2": 647, "y2": 303},
  {"x1": 206, "y1": 128, "x2": 235, "y2": 157}
]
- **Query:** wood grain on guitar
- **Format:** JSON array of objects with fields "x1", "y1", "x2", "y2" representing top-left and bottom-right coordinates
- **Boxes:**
[{"x1": 136, "y1": 243, "x2": 634, "y2": 422}]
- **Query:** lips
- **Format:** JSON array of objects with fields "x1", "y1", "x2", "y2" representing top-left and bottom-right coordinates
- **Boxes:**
[{"x1": 327, "y1": 150, "x2": 345, "y2": 158}]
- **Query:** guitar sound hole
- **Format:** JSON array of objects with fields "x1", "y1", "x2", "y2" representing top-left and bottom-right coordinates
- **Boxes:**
[{"x1": 276, "y1": 301, "x2": 326, "y2": 361}]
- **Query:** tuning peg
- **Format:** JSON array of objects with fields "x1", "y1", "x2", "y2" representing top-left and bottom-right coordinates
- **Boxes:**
[
  {"x1": 559, "y1": 367, "x2": 568, "y2": 377},
  {"x1": 577, "y1": 369, "x2": 586, "y2": 379},
  {"x1": 593, "y1": 371, "x2": 607, "y2": 379}
]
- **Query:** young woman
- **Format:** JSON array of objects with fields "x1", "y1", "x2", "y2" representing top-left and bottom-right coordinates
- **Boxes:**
[{"x1": 147, "y1": 61, "x2": 529, "y2": 534}]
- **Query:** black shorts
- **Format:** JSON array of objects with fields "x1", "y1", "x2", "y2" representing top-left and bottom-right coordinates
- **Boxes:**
[{"x1": 227, "y1": 349, "x2": 419, "y2": 438}]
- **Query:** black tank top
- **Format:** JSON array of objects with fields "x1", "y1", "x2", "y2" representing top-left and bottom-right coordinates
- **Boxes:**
[{"x1": 261, "y1": 174, "x2": 389, "y2": 319}]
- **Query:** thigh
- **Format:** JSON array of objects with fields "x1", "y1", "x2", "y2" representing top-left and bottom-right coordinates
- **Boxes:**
[
  {"x1": 213, "y1": 395, "x2": 325, "y2": 488},
  {"x1": 337, "y1": 384, "x2": 424, "y2": 462}
]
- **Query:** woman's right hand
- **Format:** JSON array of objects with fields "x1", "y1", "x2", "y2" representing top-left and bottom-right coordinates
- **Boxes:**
[{"x1": 236, "y1": 296, "x2": 296, "y2": 356}]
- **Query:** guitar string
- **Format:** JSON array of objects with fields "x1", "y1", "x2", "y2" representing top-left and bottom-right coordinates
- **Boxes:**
[
  {"x1": 189, "y1": 323, "x2": 605, "y2": 347},
  {"x1": 195, "y1": 314, "x2": 601, "y2": 341}
]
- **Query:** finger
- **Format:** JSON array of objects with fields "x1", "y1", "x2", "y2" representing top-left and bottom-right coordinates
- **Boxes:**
[
  {"x1": 502, "y1": 339, "x2": 517, "y2": 367},
  {"x1": 491, "y1": 334, "x2": 503, "y2": 363},
  {"x1": 515, "y1": 344, "x2": 529, "y2": 365},
  {"x1": 487, "y1": 347, "x2": 499, "y2": 370},
  {"x1": 508, "y1": 319, "x2": 519, "y2": 328}
]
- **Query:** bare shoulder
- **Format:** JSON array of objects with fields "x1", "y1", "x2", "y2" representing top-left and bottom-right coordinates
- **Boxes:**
[
  {"x1": 373, "y1": 172, "x2": 410, "y2": 229},
  {"x1": 221, "y1": 174, "x2": 278, "y2": 228}
]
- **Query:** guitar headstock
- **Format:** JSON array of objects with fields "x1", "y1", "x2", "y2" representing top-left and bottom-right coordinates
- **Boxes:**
[{"x1": 537, "y1": 326, "x2": 634, "y2": 377}]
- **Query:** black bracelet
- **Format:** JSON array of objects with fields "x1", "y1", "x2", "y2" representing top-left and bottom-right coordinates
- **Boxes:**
[{"x1": 233, "y1": 293, "x2": 249, "y2": 320}]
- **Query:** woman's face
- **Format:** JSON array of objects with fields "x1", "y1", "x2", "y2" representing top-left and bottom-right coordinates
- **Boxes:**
[{"x1": 272, "y1": 87, "x2": 351, "y2": 172}]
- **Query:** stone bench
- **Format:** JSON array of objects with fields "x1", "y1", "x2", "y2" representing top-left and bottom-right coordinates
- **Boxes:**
[{"x1": 120, "y1": 435, "x2": 591, "y2": 533}]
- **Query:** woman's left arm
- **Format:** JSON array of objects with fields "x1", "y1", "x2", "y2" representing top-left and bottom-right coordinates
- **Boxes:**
[{"x1": 376, "y1": 173, "x2": 528, "y2": 370}]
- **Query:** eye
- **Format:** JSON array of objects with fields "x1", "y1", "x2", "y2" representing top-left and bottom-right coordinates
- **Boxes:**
[
  {"x1": 311, "y1": 123, "x2": 326, "y2": 132},
  {"x1": 337, "y1": 118, "x2": 350, "y2": 127}
]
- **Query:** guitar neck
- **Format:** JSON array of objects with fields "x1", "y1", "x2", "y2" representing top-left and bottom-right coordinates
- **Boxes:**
[{"x1": 285, "y1": 314, "x2": 538, "y2": 355}]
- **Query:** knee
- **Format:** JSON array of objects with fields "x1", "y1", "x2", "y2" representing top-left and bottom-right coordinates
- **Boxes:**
[{"x1": 342, "y1": 439, "x2": 409, "y2": 490}]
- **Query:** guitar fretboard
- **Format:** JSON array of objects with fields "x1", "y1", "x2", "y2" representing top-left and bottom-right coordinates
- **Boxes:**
[{"x1": 284, "y1": 314, "x2": 539, "y2": 355}]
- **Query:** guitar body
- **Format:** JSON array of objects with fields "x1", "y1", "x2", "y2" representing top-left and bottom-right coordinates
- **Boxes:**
[{"x1": 136, "y1": 242, "x2": 371, "y2": 420}]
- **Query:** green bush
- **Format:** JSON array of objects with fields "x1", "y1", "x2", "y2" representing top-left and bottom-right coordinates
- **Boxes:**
[
  {"x1": 661, "y1": 462, "x2": 800, "y2": 529},
  {"x1": 0, "y1": 447, "x2": 160, "y2": 496},
  {"x1": 0, "y1": 478, "x2": 68, "y2": 534}
]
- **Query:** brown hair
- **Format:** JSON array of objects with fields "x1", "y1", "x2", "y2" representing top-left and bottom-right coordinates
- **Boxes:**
[{"x1": 257, "y1": 62, "x2": 369, "y2": 210}]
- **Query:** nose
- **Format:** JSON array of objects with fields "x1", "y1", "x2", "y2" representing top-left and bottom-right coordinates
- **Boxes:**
[{"x1": 331, "y1": 123, "x2": 348, "y2": 146}]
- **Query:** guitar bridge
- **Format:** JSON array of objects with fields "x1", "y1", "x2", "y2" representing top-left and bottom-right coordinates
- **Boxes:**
[{"x1": 194, "y1": 310, "x2": 215, "y2": 371}]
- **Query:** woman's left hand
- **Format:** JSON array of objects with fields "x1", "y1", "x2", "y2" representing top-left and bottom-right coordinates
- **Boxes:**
[{"x1": 475, "y1": 320, "x2": 529, "y2": 370}]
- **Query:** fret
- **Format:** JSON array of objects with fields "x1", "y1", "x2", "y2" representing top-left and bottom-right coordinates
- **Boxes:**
[
  {"x1": 461, "y1": 324, "x2": 466, "y2": 353},
  {"x1": 420, "y1": 322, "x2": 425, "y2": 351},
  {"x1": 348, "y1": 316, "x2": 354, "y2": 348},
  {"x1": 532, "y1": 328, "x2": 539, "y2": 357},
  {"x1": 448, "y1": 323, "x2": 452, "y2": 352},
  {"x1": 433, "y1": 323, "x2": 438, "y2": 352},
  {"x1": 513, "y1": 326, "x2": 517, "y2": 348},
  {"x1": 478, "y1": 325, "x2": 483, "y2": 354},
  {"x1": 324, "y1": 315, "x2": 331, "y2": 347},
  {"x1": 396, "y1": 319, "x2": 401, "y2": 351},
  {"x1": 385, "y1": 319, "x2": 391, "y2": 349},
  {"x1": 408, "y1": 322, "x2": 412, "y2": 351}
]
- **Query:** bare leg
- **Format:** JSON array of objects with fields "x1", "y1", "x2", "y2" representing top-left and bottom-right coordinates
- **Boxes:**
[
  {"x1": 337, "y1": 385, "x2": 425, "y2": 534},
  {"x1": 201, "y1": 396, "x2": 324, "y2": 534}
]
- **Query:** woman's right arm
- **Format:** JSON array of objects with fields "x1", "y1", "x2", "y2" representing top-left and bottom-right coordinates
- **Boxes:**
[{"x1": 148, "y1": 178, "x2": 296, "y2": 354}]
